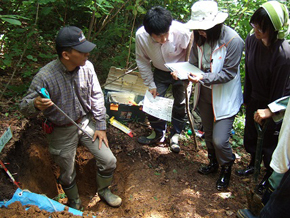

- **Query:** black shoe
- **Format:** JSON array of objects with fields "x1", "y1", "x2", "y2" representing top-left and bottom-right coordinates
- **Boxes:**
[
  {"x1": 216, "y1": 154, "x2": 235, "y2": 191},
  {"x1": 138, "y1": 131, "x2": 163, "y2": 145},
  {"x1": 261, "y1": 183, "x2": 274, "y2": 206},
  {"x1": 235, "y1": 165, "x2": 255, "y2": 176},
  {"x1": 198, "y1": 162, "x2": 218, "y2": 175},
  {"x1": 255, "y1": 177, "x2": 269, "y2": 196},
  {"x1": 255, "y1": 170, "x2": 272, "y2": 196},
  {"x1": 198, "y1": 153, "x2": 219, "y2": 175},
  {"x1": 237, "y1": 209, "x2": 257, "y2": 218},
  {"x1": 216, "y1": 165, "x2": 232, "y2": 191}
]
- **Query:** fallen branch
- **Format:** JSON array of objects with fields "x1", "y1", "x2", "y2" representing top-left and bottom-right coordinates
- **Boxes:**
[{"x1": 101, "y1": 66, "x2": 138, "y2": 88}]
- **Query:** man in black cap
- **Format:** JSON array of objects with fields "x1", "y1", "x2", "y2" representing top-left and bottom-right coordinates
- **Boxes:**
[{"x1": 20, "y1": 26, "x2": 122, "y2": 209}]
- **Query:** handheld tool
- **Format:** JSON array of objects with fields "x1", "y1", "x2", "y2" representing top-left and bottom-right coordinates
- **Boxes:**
[
  {"x1": 37, "y1": 88, "x2": 94, "y2": 140},
  {"x1": 0, "y1": 160, "x2": 21, "y2": 188},
  {"x1": 0, "y1": 127, "x2": 21, "y2": 188},
  {"x1": 246, "y1": 119, "x2": 269, "y2": 216},
  {"x1": 253, "y1": 120, "x2": 269, "y2": 183}
]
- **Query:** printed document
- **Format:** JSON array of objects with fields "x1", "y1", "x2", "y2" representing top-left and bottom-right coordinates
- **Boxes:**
[
  {"x1": 164, "y1": 62, "x2": 203, "y2": 80},
  {"x1": 143, "y1": 90, "x2": 173, "y2": 121}
]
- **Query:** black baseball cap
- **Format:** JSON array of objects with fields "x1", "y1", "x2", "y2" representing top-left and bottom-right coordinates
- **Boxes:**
[{"x1": 56, "y1": 26, "x2": 96, "y2": 53}]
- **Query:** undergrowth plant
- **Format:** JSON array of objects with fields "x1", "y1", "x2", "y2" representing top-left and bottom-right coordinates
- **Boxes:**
[{"x1": 231, "y1": 114, "x2": 245, "y2": 149}]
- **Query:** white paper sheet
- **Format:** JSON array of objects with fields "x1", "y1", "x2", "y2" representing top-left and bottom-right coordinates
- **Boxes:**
[
  {"x1": 143, "y1": 90, "x2": 173, "y2": 121},
  {"x1": 164, "y1": 61, "x2": 203, "y2": 80}
]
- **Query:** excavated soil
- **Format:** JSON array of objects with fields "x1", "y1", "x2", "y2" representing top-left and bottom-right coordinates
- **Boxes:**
[{"x1": 0, "y1": 112, "x2": 266, "y2": 218}]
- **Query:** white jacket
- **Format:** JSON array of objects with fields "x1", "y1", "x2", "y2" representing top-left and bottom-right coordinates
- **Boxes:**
[
  {"x1": 190, "y1": 26, "x2": 244, "y2": 121},
  {"x1": 270, "y1": 97, "x2": 290, "y2": 174}
]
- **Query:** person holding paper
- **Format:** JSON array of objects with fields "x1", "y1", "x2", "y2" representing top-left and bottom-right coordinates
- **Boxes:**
[
  {"x1": 185, "y1": 1, "x2": 244, "y2": 190},
  {"x1": 135, "y1": 6, "x2": 191, "y2": 153},
  {"x1": 235, "y1": 1, "x2": 290, "y2": 196}
]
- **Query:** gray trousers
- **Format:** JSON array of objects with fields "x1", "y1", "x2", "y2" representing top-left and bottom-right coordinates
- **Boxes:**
[
  {"x1": 47, "y1": 115, "x2": 116, "y2": 186},
  {"x1": 198, "y1": 85, "x2": 235, "y2": 166}
]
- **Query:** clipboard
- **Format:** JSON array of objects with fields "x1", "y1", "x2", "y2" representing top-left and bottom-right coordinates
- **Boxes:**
[{"x1": 164, "y1": 61, "x2": 203, "y2": 80}]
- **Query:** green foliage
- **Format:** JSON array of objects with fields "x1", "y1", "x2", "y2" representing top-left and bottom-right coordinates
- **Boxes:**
[
  {"x1": 0, "y1": 9, "x2": 25, "y2": 26},
  {"x1": 1, "y1": 0, "x2": 290, "y2": 100},
  {"x1": 200, "y1": 140, "x2": 206, "y2": 148},
  {"x1": 233, "y1": 112, "x2": 245, "y2": 135},
  {"x1": 0, "y1": 16, "x2": 22, "y2": 26},
  {"x1": 53, "y1": 193, "x2": 66, "y2": 201},
  {"x1": 231, "y1": 109, "x2": 246, "y2": 148},
  {"x1": 6, "y1": 84, "x2": 30, "y2": 97}
]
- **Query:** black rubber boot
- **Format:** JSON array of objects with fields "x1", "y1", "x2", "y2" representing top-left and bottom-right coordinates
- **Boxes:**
[
  {"x1": 216, "y1": 164, "x2": 232, "y2": 191},
  {"x1": 261, "y1": 182, "x2": 274, "y2": 206},
  {"x1": 216, "y1": 155, "x2": 235, "y2": 191},
  {"x1": 255, "y1": 169, "x2": 273, "y2": 196},
  {"x1": 198, "y1": 151, "x2": 219, "y2": 175},
  {"x1": 235, "y1": 155, "x2": 255, "y2": 176}
]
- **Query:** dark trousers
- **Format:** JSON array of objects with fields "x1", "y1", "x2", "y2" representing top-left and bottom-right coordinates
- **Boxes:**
[
  {"x1": 148, "y1": 68, "x2": 187, "y2": 137},
  {"x1": 244, "y1": 98, "x2": 281, "y2": 170},
  {"x1": 259, "y1": 169, "x2": 290, "y2": 217}
]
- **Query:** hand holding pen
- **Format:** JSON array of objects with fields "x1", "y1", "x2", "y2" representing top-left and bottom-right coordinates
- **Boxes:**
[{"x1": 188, "y1": 72, "x2": 204, "y2": 84}]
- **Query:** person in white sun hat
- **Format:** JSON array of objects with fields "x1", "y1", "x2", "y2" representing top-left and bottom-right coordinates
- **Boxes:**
[{"x1": 180, "y1": 0, "x2": 244, "y2": 191}]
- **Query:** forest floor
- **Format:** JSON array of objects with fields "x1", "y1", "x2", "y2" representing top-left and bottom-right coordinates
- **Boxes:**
[{"x1": 0, "y1": 106, "x2": 266, "y2": 218}]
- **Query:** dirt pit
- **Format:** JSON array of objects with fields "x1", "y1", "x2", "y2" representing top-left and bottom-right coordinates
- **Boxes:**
[{"x1": 0, "y1": 114, "x2": 264, "y2": 218}]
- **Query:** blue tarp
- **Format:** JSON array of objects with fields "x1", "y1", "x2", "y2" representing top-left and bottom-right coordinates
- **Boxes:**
[{"x1": 0, "y1": 188, "x2": 89, "y2": 216}]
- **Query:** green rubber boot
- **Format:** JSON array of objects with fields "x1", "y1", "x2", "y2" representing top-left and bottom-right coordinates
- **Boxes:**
[
  {"x1": 97, "y1": 173, "x2": 122, "y2": 207},
  {"x1": 63, "y1": 183, "x2": 82, "y2": 210}
]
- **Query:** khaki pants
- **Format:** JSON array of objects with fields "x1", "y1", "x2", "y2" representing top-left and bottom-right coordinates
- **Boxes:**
[{"x1": 47, "y1": 115, "x2": 116, "y2": 186}]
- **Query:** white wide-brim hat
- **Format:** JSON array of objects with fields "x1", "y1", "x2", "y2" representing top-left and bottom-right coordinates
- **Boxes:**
[{"x1": 185, "y1": 1, "x2": 228, "y2": 30}]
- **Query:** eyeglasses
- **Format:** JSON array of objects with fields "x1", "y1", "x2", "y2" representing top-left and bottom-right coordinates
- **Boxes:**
[{"x1": 250, "y1": 23, "x2": 263, "y2": 33}]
